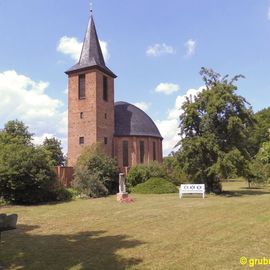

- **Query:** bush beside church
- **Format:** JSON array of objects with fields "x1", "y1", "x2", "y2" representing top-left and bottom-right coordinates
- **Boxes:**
[{"x1": 0, "y1": 120, "x2": 69, "y2": 204}]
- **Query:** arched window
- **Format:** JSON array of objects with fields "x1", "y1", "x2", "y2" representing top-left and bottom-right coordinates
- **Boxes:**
[
  {"x1": 78, "y1": 74, "x2": 85, "y2": 99},
  {"x1": 123, "y1": 140, "x2": 129, "y2": 167},
  {"x1": 140, "y1": 141, "x2": 145, "y2": 163},
  {"x1": 103, "y1": 76, "x2": 108, "y2": 101},
  {"x1": 153, "y1": 141, "x2": 156, "y2": 161}
]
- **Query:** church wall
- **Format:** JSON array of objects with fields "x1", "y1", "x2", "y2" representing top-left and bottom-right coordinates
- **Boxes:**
[{"x1": 114, "y1": 136, "x2": 163, "y2": 173}]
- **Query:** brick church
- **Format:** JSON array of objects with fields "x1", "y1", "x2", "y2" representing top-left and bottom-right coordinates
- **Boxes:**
[{"x1": 65, "y1": 14, "x2": 163, "y2": 171}]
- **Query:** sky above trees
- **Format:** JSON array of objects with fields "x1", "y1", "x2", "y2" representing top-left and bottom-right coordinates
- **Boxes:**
[{"x1": 0, "y1": 0, "x2": 269, "y2": 155}]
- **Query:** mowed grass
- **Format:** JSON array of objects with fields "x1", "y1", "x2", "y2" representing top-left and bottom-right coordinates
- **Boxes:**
[{"x1": 1, "y1": 181, "x2": 270, "y2": 270}]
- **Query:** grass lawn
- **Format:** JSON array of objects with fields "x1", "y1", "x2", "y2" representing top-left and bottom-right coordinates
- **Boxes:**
[{"x1": 1, "y1": 181, "x2": 270, "y2": 270}]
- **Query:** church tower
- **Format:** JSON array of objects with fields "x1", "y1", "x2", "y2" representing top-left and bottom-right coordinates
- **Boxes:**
[{"x1": 65, "y1": 15, "x2": 117, "y2": 166}]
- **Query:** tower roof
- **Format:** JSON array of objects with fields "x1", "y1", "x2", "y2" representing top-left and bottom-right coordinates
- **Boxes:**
[{"x1": 65, "y1": 15, "x2": 116, "y2": 78}]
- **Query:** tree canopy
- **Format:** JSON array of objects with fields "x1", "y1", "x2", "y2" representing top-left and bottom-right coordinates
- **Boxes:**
[
  {"x1": 2, "y1": 119, "x2": 33, "y2": 145},
  {"x1": 0, "y1": 120, "x2": 56, "y2": 204},
  {"x1": 42, "y1": 137, "x2": 65, "y2": 166},
  {"x1": 247, "y1": 107, "x2": 270, "y2": 157},
  {"x1": 73, "y1": 144, "x2": 118, "y2": 198},
  {"x1": 177, "y1": 68, "x2": 255, "y2": 192}
]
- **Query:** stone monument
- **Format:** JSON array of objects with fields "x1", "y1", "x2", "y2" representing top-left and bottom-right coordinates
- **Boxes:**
[{"x1": 117, "y1": 173, "x2": 129, "y2": 201}]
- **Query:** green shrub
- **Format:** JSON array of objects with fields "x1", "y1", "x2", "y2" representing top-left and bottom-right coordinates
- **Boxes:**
[
  {"x1": 0, "y1": 197, "x2": 6, "y2": 206},
  {"x1": 0, "y1": 120, "x2": 57, "y2": 204},
  {"x1": 147, "y1": 161, "x2": 167, "y2": 178},
  {"x1": 127, "y1": 161, "x2": 167, "y2": 187},
  {"x1": 53, "y1": 187, "x2": 73, "y2": 202},
  {"x1": 127, "y1": 165, "x2": 150, "y2": 186},
  {"x1": 73, "y1": 169, "x2": 109, "y2": 198},
  {"x1": 0, "y1": 142, "x2": 56, "y2": 204},
  {"x1": 162, "y1": 156, "x2": 186, "y2": 186},
  {"x1": 131, "y1": 177, "x2": 178, "y2": 194},
  {"x1": 73, "y1": 144, "x2": 118, "y2": 198},
  {"x1": 67, "y1": 188, "x2": 81, "y2": 199}
]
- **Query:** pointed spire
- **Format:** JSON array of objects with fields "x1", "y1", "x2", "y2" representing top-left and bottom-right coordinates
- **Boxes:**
[
  {"x1": 79, "y1": 15, "x2": 105, "y2": 67},
  {"x1": 65, "y1": 15, "x2": 116, "y2": 78}
]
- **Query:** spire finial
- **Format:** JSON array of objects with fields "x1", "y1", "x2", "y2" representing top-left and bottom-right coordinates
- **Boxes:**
[{"x1": 90, "y1": 1, "x2": 93, "y2": 14}]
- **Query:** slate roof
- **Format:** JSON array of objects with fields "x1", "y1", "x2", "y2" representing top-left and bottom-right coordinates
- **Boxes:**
[
  {"x1": 114, "y1": 101, "x2": 163, "y2": 139},
  {"x1": 65, "y1": 15, "x2": 116, "y2": 78}
]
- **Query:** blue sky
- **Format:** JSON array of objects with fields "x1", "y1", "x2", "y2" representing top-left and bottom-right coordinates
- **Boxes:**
[{"x1": 0, "y1": 0, "x2": 270, "y2": 155}]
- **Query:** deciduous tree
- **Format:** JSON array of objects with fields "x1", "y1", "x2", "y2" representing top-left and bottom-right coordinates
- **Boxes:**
[
  {"x1": 177, "y1": 68, "x2": 254, "y2": 192},
  {"x1": 0, "y1": 120, "x2": 56, "y2": 204},
  {"x1": 73, "y1": 144, "x2": 118, "y2": 197},
  {"x1": 43, "y1": 137, "x2": 65, "y2": 166}
]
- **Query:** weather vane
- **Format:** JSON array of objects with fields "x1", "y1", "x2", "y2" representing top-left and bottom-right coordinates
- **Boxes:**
[{"x1": 90, "y1": 1, "x2": 93, "y2": 14}]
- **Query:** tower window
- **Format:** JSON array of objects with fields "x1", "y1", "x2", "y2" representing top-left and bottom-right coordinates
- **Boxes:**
[
  {"x1": 80, "y1": 112, "x2": 84, "y2": 119},
  {"x1": 103, "y1": 76, "x2": 108, "y2": 101},
  {"x1": 153, "y1": 141, "x2": 156, "y2": 161},
  {"x1": 104, "y1": 137, "x2": 108, "y2": 145},
  {"x1": 123, "y1": 140, "x2": 129, "y2": 167},
  {"x1": 140, "y1": 141, "x2": 145, "y2": 164},
  {"x1": 105, "y1": 113, "x2": 107, "y2": 119},
  {"x1": 79, "y1": 74, "x2": 86, "y2": 99},
  {"x1": 79, "y1": 137, "x2": 84, "y2": 145}
]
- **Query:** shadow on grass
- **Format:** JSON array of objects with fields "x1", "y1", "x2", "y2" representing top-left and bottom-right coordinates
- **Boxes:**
[
  {"x1": 0, "y1": 224, "x2": 144, "y2": 270},
  {"x1": 179, "y1": 195, "x2": 205, "y2": 199},
  {"x1": 221, "y1": 188, "x2": 270, "y2": 197}
]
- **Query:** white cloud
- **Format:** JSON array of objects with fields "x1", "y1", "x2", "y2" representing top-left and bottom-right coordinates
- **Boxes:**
[
  {"x1": 155, "y1": 119, "x2": 180, "y2": 154},
  {"x1": 57, "y1": 36, "x2": 110, "y2": 62},
  {"x1": 155, "y1": 86, "x2": 205, "y2": 155},
  {"x1": 0, "y1": 70, "x2": 67, "y2": 153},
  {"x1": 185, "y1": 39, "x2": 196, "y2": 57},
  {"x1": 33, "y1": 133, "x2": 55, "y2": 145},
  {"x1": 133, "y1": 102, "x2": 151, "y2": 112},
  {"x1": 57, "y1": 36, "x2": 82, "y2": 61},
  {"x1": 268, "y1": 6, "x2": 270, "y2": 19},
  {"x1": 155, "y1": 83, "x2": 180, "y2": 95},
  {"x1": 99, "y1": 41, "x2": 110, "y2": 62},
  {"x1": 146, "y1": 43, "x2": 175, "y2": 57}
]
